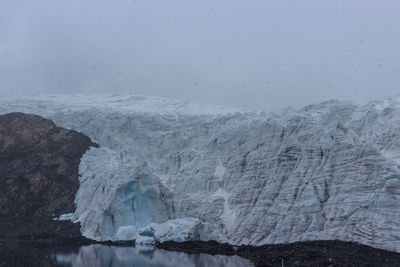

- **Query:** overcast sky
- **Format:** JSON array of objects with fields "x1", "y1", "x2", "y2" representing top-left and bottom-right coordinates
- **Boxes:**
[{"x1": 0, "y1": 0, "x2": 399, "y2": 111}]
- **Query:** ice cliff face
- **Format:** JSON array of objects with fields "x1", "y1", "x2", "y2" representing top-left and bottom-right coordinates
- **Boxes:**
[{"x1": 1, "y1": 95, "x2": 400, "y2": 252}]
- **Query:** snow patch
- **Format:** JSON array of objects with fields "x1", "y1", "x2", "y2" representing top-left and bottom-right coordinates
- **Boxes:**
[{"x1": 54, "y1": 213, "x2": 74, "y2": 221}]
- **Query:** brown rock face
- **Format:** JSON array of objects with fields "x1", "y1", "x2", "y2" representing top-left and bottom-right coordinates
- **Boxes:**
[{"x1": 0, "y1": 112, "x2": 98, "y2": 240}]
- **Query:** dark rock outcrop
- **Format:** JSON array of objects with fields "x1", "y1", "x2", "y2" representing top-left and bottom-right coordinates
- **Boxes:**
[{"x1": 0, "y1": 112, "x2": 98, "y2": 242}]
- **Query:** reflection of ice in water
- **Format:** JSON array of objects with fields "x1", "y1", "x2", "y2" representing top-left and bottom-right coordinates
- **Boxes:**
[{"x1": 56, "y1": 245, "x2": 253, "y2": 267}]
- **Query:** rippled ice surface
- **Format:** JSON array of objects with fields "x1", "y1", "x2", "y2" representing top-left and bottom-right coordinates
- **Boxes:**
[{"x1": 54, "y1": 245, "x2": 252, "y2": 267}]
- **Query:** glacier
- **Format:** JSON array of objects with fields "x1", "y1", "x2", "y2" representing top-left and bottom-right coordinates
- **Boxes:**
[{"x1": 1, "y1": 94, "x2": 400, "y2": 252}]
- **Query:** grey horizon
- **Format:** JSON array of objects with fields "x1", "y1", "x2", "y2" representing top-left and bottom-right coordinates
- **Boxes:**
[{"x1": 1, "y1": 0, "x2": 399, "y2": 111}]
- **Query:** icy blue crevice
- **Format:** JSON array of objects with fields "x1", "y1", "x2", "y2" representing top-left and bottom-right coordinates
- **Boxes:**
[{"x1": 101, "y1": 168, "x2": 172, "y2": 238}]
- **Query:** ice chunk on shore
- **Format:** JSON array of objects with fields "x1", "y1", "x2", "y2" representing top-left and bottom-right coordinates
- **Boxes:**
[{"x1": 114, "y1": 218, "x2": 217, "y2": 244}]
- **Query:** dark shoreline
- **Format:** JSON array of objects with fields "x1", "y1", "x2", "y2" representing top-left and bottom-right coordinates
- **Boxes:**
[
  {"x1": 157, "y1": 239, "x2": 400, "y2": 267},
  {"x1": 3, "y1": 238, "x2": 400, "y2": 267}
]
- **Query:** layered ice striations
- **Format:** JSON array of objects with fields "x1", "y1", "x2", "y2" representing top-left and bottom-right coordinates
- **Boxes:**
[{"x1": 2, "y1": 94, "x2": 400, "y2": 251}]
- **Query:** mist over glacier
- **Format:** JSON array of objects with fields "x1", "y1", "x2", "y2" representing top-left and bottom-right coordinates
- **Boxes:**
[{"x1": 2, "y1": 94, "x2": 400, "y2": 252}]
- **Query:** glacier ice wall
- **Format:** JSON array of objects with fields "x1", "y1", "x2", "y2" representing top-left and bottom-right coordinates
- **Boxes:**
[{"x1": 2, "y1": 95, "x2": 400, "y2": 251}]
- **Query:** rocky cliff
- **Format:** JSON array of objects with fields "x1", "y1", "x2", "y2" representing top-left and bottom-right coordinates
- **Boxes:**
[{"x1": 0, "y1": 112, "x2": 98, "y2": 241}]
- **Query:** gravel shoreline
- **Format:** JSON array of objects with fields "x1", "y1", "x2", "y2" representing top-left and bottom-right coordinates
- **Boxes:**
[{"x1": 158, "y1": 239, "x2": 400, "y2": 266}]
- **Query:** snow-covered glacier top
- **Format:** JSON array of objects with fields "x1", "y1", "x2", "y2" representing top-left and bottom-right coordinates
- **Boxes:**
[
  {"x1": 2, "y1": 94, "x2": 400, "y2": 252},
  {"x1": 0, "y1": 94, "x2": 253, "y2": 116}
]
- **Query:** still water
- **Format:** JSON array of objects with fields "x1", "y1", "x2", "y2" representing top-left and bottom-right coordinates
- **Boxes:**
[{"x1": 1, "y1": 244, "x2": 253, "y2": 267}]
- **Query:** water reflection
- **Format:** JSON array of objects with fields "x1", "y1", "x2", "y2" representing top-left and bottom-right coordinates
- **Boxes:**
[{"x1": 53, "y1": 245, "x2": 252, "y2": 267}]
